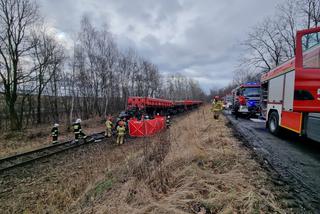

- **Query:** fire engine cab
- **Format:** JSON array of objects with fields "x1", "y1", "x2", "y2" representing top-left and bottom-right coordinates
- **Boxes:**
[
  {"x1": 232, "y1": 82, "x2": 261, "y2": 116},
  {"x1": 261, "y1": 27, "x2": 320, "y2": 142}
]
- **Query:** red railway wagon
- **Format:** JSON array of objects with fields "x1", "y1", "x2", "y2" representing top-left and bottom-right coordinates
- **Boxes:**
[
  {"x1": 127, "y1": 97, "x2": 173, "y2": 110},
  {"x1": 127, "y1": 97, "x2": 202, "y2": 110},
  {"x1": 173, "y1": 100, "x2": 203, "y2": 106},
  {"x1": 126, "y1": 97, "x2": 202, "y2": 137},
  {"x1": 183, "y1": 100, "x2": 202, "y2": 106},
  {"x1": 261, "y1": 26, "x2": 320, "y2": 142}
]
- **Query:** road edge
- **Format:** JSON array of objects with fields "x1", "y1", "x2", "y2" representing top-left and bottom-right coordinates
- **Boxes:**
[{"x1": 223, "y1": 113, "x2": 309, "y2": 212}]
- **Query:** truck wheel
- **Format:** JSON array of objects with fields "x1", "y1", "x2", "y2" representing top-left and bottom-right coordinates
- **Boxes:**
[{"x1": 268, "y1": 111, "x2": 280, "y2": 135}]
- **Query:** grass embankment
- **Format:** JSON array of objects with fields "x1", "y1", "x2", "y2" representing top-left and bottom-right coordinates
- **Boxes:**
[
  {"x1": 72, "y1": 106, "x2": 286, "y2": 213},
  {"x1": 0, "y1": 105, "x2": 287, "y2": 213}
]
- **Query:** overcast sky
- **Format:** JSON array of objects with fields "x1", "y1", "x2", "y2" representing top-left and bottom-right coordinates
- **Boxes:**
[{"x1": 38, "y1": 0, "x2": 285, "y2": 93}]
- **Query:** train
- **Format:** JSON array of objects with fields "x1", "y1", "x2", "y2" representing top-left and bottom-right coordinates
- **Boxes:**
[
  {"x1": 125, "y1": 96, "x2": 202, "y2": 119},
  {"x1": 115, "y1": 96, "x2": 203, "y2": 137}
]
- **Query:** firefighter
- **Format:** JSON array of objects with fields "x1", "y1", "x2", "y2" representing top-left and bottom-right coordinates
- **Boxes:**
[
  {"x1": 211, "y1": 96, "x2": 224, "y2": 119},
  {"x1": 122, "y1": 117, "x2": 128, "y2": 127},
  {"x1": 73, "y1": 118, "x2": 87, "y2": 143},
  {"x1": 166, "y1": 115, "x2": 171, "y2": 128},
  {"x1": 234, "y1": 101, "x2": 240, "y2": 120},
  {"x1": 51, "y1": 123, "x2": 59, "y2": 144},
  {"x1": 121, "y1": 117, "x2": 129, "y2": 137},
  {"x1": 116, "y1": 121, "x2": 126, "y2": 145},
  {"x1": 105, "y1": 116, "x2": 113, "y2": 137}
]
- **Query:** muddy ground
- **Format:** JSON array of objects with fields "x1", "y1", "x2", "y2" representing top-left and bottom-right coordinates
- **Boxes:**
[{"x1": 0, "y1": 106, "x2": 295, "y2": 213}]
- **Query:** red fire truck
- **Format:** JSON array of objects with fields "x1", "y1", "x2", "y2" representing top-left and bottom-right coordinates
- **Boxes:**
[
  {"x1": 231, "y1": 82, "x2": 261, "y2": 116},
  {"x1": 261, "y1": 27, "x2": 320, "y2": 142}
]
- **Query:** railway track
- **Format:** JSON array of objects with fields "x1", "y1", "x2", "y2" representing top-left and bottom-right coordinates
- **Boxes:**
[
  {"x1": 0, "y1": 132, "x2": 106, "y2": 173},
  {"x1": 0, "y1": 108, "x2": 200, "y2": 174}
]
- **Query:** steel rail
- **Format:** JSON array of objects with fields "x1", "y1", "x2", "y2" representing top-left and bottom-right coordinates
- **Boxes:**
[{"x1": 0, "y1": 131, "x2": 105, "y2": 173}]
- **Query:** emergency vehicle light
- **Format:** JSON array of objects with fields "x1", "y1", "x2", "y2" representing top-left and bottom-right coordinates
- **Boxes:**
[{"x1": 245, "y1": 82, "x2": 259, "y2": 85}]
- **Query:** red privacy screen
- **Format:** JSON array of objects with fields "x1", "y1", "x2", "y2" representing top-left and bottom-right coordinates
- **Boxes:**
[{"x1": 128, "y1": 116, "x2": 165, "y2": 137}]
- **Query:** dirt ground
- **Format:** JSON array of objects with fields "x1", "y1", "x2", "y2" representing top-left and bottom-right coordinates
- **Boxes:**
[
  {"x1": 0, "y1": 106, "x2": 291, "y2": 213},
  {"x1": 0, "y1": 117, "x2": 106, "y2": 158}
]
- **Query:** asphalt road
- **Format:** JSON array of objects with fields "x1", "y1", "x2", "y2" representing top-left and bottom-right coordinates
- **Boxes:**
[{"x1": 225, "y1": 111, "x2": 320, "y2": 212}]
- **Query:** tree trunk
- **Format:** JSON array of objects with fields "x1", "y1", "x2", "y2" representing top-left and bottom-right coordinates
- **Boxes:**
[
  {"x1": 8, "y1": 98, "x2": 19, "y2": 130},
  {"x1": 37, "y1": 92, "x2": 42, "y2": 124},
  {"x1": 53, "y1": 74, "x2": 59, "y2": 122},
  {"x1": 69, "y1": 95, "x2": 74, "y2": 127},
  {"x1": 4, "y1": 85, "x2": 19, "y2": 130}
]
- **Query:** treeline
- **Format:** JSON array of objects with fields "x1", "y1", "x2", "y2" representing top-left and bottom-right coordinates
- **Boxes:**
[
  {"x1": 210, "y1": 0, "x2": 320, "y2": 97},
  {"x1": 0, "y1": 0, "x2": 205, "y2": 131}
]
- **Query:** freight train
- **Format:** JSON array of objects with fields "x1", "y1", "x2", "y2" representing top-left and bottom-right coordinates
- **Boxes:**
[
  {"x1": 117, "y1": 96, "x2": 203, "y2": 137},
  {"x1": 126, "y1": 96, "x2": 202, "y2": 118}
]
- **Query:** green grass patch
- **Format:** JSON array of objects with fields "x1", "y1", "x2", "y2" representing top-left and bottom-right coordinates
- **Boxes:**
[{"x1": 94, "y1": 178, "x2": 114, "y2": 196}]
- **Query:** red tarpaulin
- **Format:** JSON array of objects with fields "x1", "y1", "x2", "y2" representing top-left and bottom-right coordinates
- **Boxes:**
[
  {"x1": 128, "y1": 118, "x2": 145, "y2": 137},
  {"x1": 128, "y1": 117, "x2": 165, "y2": 137}
]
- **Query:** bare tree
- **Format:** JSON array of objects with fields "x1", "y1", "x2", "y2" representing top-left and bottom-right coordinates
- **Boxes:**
[
  {"x1": 0, "y1": 10, "x2": 205, "y2": 130},
  {"x1": 232, "y1": 0, "x2": 320, "y2": 91},
  {"x1": 244, "y1": 18, "x2": 287, "y2": 72},
  {"x1": 31, "y1": 28, "x2": 65, "y2": 123},
  {"x1": 276, "y1": 0, "x2": 299, "y2": 59},
  {"x1": 0, "y1": 0, "x2": 38, "y2": 130}
]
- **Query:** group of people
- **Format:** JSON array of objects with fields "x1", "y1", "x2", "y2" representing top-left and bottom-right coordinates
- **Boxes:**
[
  {"x1": 51, "y1": 117, "x2": 126, "y2": 145},
  {"x1": 105, "y1": 116, "x2": 127, "y2": 145},
  {"x1": 50, "y1": 118, "x2": 90, "y2": 145},
  {"x1": 51, "y1": 114, "x2": 171, "y2": 145}
]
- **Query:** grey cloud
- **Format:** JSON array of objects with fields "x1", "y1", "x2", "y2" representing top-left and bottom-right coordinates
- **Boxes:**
[{"x1": 38, "y1": 0, "x2": 285, "y2": 92}]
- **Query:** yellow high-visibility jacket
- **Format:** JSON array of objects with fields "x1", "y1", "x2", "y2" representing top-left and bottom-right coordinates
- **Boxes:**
[
  {"x1": 105, "y1": 120, "x2": 113, "y2": 129},
  {"x1": 212, "y1": 101, "x2": 224, "y2": 112},
  {"x1": 117, "y1": 126, "x2": 126, "y2": 136}
]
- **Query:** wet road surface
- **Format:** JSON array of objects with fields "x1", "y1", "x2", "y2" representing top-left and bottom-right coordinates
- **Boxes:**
[{"x1": 225, "y1": 112, "x2": 320, "y2": 212}]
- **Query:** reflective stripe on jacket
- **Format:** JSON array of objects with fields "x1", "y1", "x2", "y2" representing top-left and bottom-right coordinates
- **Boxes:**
[
  {"x1": 73, "y1": 123, "x2": 81, "y2": 134},
  {"x1": 117, "y1": 126, "x2": 126, "y2": 136},
  {"x1": 51, "y1": 127, "x2": 58, "y2": 137}
]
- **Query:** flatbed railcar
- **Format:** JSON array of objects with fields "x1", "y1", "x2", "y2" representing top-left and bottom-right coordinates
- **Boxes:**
[{"x1": 126, "y1": 96, "x2": 202, "y2": 118}]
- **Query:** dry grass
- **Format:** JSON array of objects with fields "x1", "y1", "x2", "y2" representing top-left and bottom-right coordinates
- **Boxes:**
[
  {"x1": 0, "y1": 130, "x2": 148, "y2": 213},
  {"x1": 70, "y1": 106, "x2": 287, "y2": 214},
  {"x1": 0, "y1": 117, "x2": 105, "y2": 158},
  {"x1": 0, "y1": 106, "x2": 288, "y2": 213}
]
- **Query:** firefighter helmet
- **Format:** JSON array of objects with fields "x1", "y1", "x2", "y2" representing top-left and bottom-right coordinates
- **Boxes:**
[
  {"x1": 76, "y1": 118, "x2": 82, "y2": 123},
  {"x1": 54, "y1": 123, "x2": 59, "y2": 127},
  {"x1": 214, "y1": 96, "x2": 219, "y2": 100}
]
